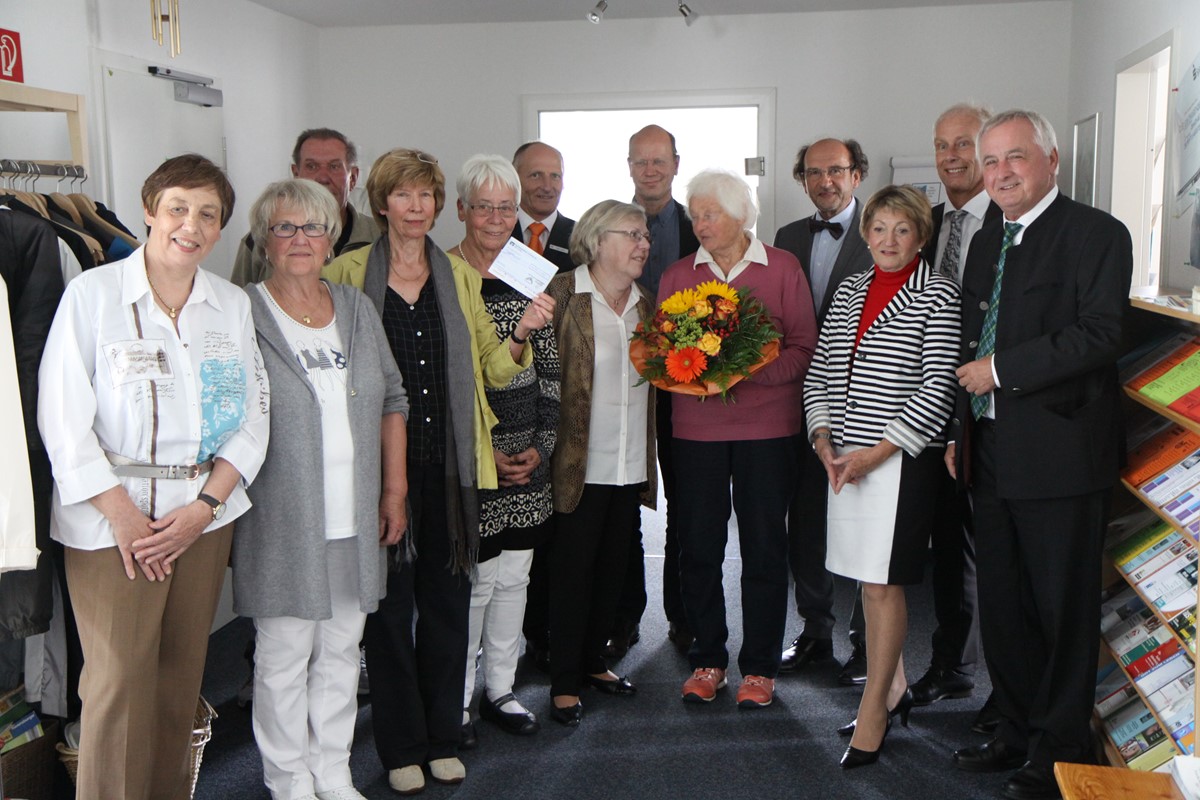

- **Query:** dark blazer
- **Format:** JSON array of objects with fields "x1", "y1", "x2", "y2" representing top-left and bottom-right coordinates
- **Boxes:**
[
  {"x1": 950, "y1": 193, "x2": 1133, "y2": 499},
  {"x1": 920, "y1": 198, "x2": 1003, "y2": 267},
  {"x1": 672, "y1": 199, "x2": 700, "y2": 258},
  {"x1": 773, "y1": 199, "x2": 873, "y2": 324},
  {"x1": 512, "y1": 214, "x2": 577, "y2": 273}
]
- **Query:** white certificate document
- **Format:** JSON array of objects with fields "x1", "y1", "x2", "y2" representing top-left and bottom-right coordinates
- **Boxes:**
[{"x1": 488, "y1": 238, "x2": 558, "y2": 299}]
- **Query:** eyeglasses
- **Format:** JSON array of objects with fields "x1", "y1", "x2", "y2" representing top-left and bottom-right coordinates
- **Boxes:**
[
  {"x1": 467, "y1": 202, "x2": 518, "y2": 218},
  {"x1": 268, "y1": 222, "x2": 329, "y2": 238},
  {"x1": 803, "y1": 165, "x2": 854, "y2": 181},
  {"x1": 629, "y1": 158, "x2": 674, "y2": 171},
  {"x1": 607, "y1": 229, "x2": 652, "y2": 244}
]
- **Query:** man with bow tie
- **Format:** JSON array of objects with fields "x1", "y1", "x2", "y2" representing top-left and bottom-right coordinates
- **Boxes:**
[{"x1": 773, "y1": 138, "x2": 874, "y2": 684}]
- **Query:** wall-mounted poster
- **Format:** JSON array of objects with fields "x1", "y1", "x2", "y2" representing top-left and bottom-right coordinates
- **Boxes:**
[
  {"x1": 1073, "y1": 113, "x2": 1099, "y2": 207},
  {"x1": 1175, "y1": 49, "x2": 1200, "y2": 208}
]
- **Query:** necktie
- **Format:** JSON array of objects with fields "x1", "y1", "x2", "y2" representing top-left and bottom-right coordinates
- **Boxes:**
[
  {"x1": 527, "y1": 222, "x2": 547, "y2": 255},
  {"x1": 940, "y1": 209, "x2": 967, "y2": 281},
  {"x1": 808, "y1": 218, "x2": 844, "y2": 240},
  {"x1": 971, "y1": 222, "x2": 1023, "y2": 420}
]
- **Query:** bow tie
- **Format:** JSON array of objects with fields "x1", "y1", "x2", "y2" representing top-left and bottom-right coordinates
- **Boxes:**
[{"x1": 809, "y1": 218, "x2": 844, "y2": 240}]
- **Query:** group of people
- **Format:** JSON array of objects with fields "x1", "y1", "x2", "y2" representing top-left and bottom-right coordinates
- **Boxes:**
[{"x1": 30, "y1": 100, "x2": 1132, "y2": 800}]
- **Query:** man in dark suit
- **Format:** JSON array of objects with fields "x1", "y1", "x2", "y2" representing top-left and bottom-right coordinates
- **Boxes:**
[
  {"x1": 949, "y1": 110, "x2": 1132, "y2": 800},
  {"x1": 606, "y1": 124, "x2": 700, "y2": 659},
  {"x1": 909, "y1": 104, "x2": 1001, "y2": 719},
  {"x1": 773, "y1": 138, "x2": 874, "y2": 683},
  {"x1": 510, "y1": 141, "x2": 576, "y2": 273}
]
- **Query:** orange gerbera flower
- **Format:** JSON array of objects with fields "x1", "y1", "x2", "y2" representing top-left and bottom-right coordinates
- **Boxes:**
[{"x1": 665, "y1": 347, "x2": 707, "y2": 383}]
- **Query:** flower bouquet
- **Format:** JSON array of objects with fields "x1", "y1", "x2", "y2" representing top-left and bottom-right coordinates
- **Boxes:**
[{"x1": 630, "y1": 280, "x2": 781, "y2": 400}]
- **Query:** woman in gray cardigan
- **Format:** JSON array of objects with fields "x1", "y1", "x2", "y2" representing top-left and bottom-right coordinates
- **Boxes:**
[{"x1": 233, "y1": 179, "x2": 409, "y2": 800}]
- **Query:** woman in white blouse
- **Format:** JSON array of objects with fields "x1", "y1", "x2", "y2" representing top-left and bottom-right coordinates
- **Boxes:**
[
  {"x1": 543, "y1": 200, "x2": 657, "y2": 726},
  {"x1": 38, "y1": 154, "x2": 269, "y2": 800}
]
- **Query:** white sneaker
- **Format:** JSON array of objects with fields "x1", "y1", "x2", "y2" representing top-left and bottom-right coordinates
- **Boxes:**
[
  {"x1": 316, "y1": 788, "x2": 367, "y2": 800},
  {"x1": 428, "y1": 756, "x2": 466, "y2": 785},
  {"x1": 388, "y1": 765, "x2": 425, "y2": 795}
]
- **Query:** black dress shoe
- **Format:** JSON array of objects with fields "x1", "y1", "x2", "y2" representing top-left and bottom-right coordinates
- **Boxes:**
[
  {"x1": 601, "y1": 622, "x2": 640, "y2": 661},
  {"x1": 479, "y1": 693, "x2": 540, "y2": 735},
  {"x1": 953, "y1": 739, "x2": 1027, "y2": 773},
  {"x1": 838, "y1": 646, "x2": 868, "y2": 686},
  {"x1": 837, "y1": 689, "x2": 914, "y2": 736},
  {"x1": 584, "y1": 674, "x2": 637, "y2": 696},
  {"x1": 460, "y1": 720, "x2": 478, "y2": 749},
  {"x1": 779, "y1": 634, "x2": 834, "y2": 672},
  {"x1": 909, "y1": 666, "x2": 974, "y2": 706},
  {"x1": 550, "y1": 701, "x2": 583, "y2": 727},
  {"x1": 1003, "y1": 761, "x2": 1062, "y2": 800},
  {"x1": 972, "y1": 692, "x2": 1003, "y2": 735},
  {"x1": 667, "y1": 620, "x2": 694, "y2": 653},
  {"x1": 840, "y1": 718, "x2": 891, "y2": 769}
]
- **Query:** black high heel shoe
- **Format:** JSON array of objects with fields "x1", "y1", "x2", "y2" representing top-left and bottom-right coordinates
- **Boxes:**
[
  {"x1": 837, "y1": 688, "x2": 914, "y2": 736},
  {"x1": 840, "y1": 718, "x2": 892, "y2": 770}
]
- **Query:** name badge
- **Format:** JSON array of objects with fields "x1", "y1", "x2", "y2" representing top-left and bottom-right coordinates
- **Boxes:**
[{"x1": 104, "y1": 339, "x2": 173, "y2": 386}]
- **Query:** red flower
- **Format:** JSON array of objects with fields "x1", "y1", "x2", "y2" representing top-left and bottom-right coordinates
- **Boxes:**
[{"x1": 665, "y1": 347, "x2": 708, "y2": 383}]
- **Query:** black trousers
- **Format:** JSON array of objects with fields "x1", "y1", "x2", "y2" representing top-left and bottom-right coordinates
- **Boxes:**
[
  {"x1": 364, "y1": 465, "x2": 471, "y2": 769},
  {"x1": 787, "y1": 440, "x2": 864, "y2": 646},
  {"x1": 971, "y1": 422, "x2": 1105, "y2": 766},
  {"x1": 521, "y1": 544, "x2": 550, "y2": 649},
  {"x1": 928, "y1": 468, "x2": 980, "y2": 673},
  {"x1": 548, "y1": 483, "x2": 639, "y2": 696},
  {"x1": 675, "y1": 437, "x2": 797, "y2": 677}
]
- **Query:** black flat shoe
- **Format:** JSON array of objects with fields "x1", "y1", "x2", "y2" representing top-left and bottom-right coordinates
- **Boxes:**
[
  {"x1": 910, "y1": 666, "x2": 974, "y2": 706},
  {"x1": 1003, "y1": 761, "x2": 1062, "y2": 800},
  {"x1": 838, "y1": 645, "x2": 868, "y2": 685},
  {"x1": 953, "y1": 739, "x2": 1026, "y2": 773},
  {"x1": 838, "y1": 689, "x2": 914, "y2": 736},
  {"x1": 550, "y1": 701, "x2": 583, "y2": 727},
  {"x1": 779, "y1": 634, "x2": 834, "y2": 672},
  {"x1": 479, "y1": 693, "x2": 540, "y2": 735},
  {"x1": 460, "y1": 720, "x2": 478, "y2": 749},
  {"x1": 585, "y1": 674, "x2": 637, "y2": 696},
  {"x1": 841, "y1": 718, "x2": 891, "y2": 769}
]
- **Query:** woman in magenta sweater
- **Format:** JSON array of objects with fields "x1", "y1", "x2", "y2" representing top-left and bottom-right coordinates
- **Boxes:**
[{"x1": 660, "y1": 169, "x2": 817, "y2": 710}]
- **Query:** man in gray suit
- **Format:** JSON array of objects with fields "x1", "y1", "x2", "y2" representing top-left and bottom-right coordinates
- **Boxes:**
[{"x1": 773, "y1": 138, "x2": 874, "y2": 683}]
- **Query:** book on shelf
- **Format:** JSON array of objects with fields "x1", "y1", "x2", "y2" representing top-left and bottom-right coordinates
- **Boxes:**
[
  {"x1": 1147, "y1": 668, "x2": 1196, "y2": 716},
  {"x1": 1170, "y1": 607, "x2": 1198, "y2": 652},
  {"x1": 1126, "y1": 334, "x2": 1200, "y2": 394},
  {"x1": 1163, "y1": 487, "x2": 1200, "y2": 537},
  {"x1": 1130, "y1": 537, "x2": 1193, "y2": 583},
  {"x1": 1125, "y1": 637, "x2": 1183, "y2": 678},
  {"x1": 1107, "y1": 522, "x2": 1179, "y2": 573},
  {"x1": 1128, "y1": 737, "x2": 1177, "y2": 770},
  {"x1": 1136, "y1": 650, "x2": 1194, "y2": 695},
  {"x1": 1105, "y1": 701, "x2": 1174, "y2": 769},
  {"x1": 1121, "y1": 331, "x2": 1200, "y2": 387},
  {"x1": 1156, "y1": 691, "x2": 1196, "y2": 753},
  {"x1": 1106, "y1": 610, "x2": 1165, "y2": 657},
  {"x1": 1137, "y1": 549, "x2": 1199, "y2": 615},
  {"x1": 1094, "y1": 662, "x2": 1138, "y2": 718},
  {"x1": 1123, "y1": 425, "x2": 1200, "y2": 489},
  {"x1": 1139, "y1": 449, "x2": 1200, "y2": 507},
  {"x1": 1106, "y1": 507, "x2": 1166, "y2": 547},
  {"x1": 0, "y1": 709, "x2": 41, "y2": 753}
]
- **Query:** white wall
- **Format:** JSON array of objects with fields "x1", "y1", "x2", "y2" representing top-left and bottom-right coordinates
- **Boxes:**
[
  {"x1": 316, "y1": 1, "x2": 1072, "y2": 249},
  {"x1": 1067, "y1": 0, "x2": 1200, "y2": 289},
  {"x1": 0, "y1": 0, "x2": 319, "y2": 261}
]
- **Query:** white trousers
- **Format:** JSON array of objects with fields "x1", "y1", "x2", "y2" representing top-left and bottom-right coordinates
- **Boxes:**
[
  {"x1": 464, "y1": 548, "x2": 534, "y2": 709},
  {"x1": 252, "y1": 539, "x2": 366, "y2": 800}
]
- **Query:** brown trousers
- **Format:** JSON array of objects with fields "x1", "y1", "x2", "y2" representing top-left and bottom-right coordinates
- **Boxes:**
[{"x1": 65, "y1": 524, "x2": 232, "y2": 800}]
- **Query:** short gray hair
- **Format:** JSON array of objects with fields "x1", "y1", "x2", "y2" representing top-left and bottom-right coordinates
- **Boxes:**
[
  {"x1": 570, "y1": 200, "x2": 647, "y2": 266},
  {"x1": 249, "y1": 178, "x2": 341, "y2": 256},
  {"x1": 979, "y1": 109, "x2": 1058, "y2": 158},
  {"x1": 934, "y1": 103, "x2": 992, "y2": 134},
  {"x1": 456, "y1": 154, "x2": 521, "y2": 206},
  {"x1": 685, "y1": 169, "x2": 758, "y2": 229}
]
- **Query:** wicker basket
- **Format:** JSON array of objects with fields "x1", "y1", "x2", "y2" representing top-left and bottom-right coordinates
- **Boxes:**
[
  {"x1": 1, "y1": 718, "x2": 59, "y2": 800},
  {"x1": 57, "y1": 696, "x2": 216, "y2": 798}
]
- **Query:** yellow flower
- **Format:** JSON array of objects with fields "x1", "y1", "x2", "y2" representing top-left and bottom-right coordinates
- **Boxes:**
[
  {"x1": 661, "y1": 288, "x2": 698, "y2": 315},
  {"x1": 694, "y1": 279, "x2": 740, "y2": 305},
  {"x1": 692, "y1": 299, "x2": 712, "y2": 318},
  {"x1": 697, "y1": 332, "x2": 722, "y2": 356}
]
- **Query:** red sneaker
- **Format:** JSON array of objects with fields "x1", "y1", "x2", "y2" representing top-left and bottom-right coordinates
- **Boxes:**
[
  {"x1": 736, "y1": 675, "x2": 775, "y2": 708},
  {"x1": 682, "y1": 667, "x2": 727, "y2": 703}
]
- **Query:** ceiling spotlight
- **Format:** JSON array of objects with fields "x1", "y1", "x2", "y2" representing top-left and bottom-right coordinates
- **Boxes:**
[
  {"x1": 587, "y1": 1, "x2": 607, "y2": 24},
  {"x1": 678, "y1": 2, "x2": 698, "y2": 26}
]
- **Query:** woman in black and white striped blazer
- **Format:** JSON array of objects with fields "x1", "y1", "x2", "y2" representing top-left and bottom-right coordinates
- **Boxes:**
[{"x1": 804, "y1": 185, "x2": 960, "y2": 770}]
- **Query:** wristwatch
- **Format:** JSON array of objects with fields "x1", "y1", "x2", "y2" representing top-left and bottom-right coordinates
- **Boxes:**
[{"x1": 197, "y1": 493, "x2": 226, "y2": 522}]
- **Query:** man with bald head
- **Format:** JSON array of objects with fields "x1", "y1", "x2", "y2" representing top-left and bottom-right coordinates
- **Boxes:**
[
  {"x1": 773, "y1": 138, "x2": 873, "y2": 684},
  {"x1": 511, "y1": 141, "x2": 576, "y2": 273}
]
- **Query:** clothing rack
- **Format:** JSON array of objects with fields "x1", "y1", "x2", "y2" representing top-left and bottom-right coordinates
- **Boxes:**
[{"x1": 0, "y1": 82, "x2": 90, "y2": 178}]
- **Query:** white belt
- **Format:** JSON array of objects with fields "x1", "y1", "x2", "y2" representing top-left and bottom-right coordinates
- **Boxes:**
[{"x1": 105, "y1": 452, "x2": 213, "y2": 481}]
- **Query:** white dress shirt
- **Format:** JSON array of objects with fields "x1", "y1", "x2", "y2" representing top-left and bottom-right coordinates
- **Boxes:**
[
  {"x1": 0, "y1": 276, "x2": 37, "y2": 573},
  {"x1": 809, "y1": 198, "x2": 858, "y2": 313},
  {"x1": 517, "y1": 209, "x2": 558, "y2": 252},
  {"x1": 38, "y1": 247, "x2": 270, "y2": 550},
  {"x1": 574, "y1": 266, "x2": 648, "y2": 486},
  {"x1": 694, "y1": 235, "x2": 768, "y2": 283},
  {"x1": 934, "y1": 189, "x2": 991, "y2": 283}
]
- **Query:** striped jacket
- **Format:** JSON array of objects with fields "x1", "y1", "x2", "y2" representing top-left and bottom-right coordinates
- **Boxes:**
[{"x1": 804, "y1": 259, "x2": 961, "y2": 457}]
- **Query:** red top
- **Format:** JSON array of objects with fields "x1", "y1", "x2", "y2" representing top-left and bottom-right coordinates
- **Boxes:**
[{"x1": 854, "y1": 256, "x2": 919, "y2": 349}]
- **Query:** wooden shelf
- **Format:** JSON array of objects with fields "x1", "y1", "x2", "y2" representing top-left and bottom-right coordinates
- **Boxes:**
[
  {"x1": 1123, "y1": 387, "x2": 1200, "y2": 438},
  {"x1": 0, "y1": 82, "x2": 89, "y2": 173},
  {"x1": 1131, "y1": 295, "x2": 1200, "y2": 325},
  {"x1": 1099, "y1": 638, "x2": 1187, "y2": 760},
  {"x1": 1055, "y1": 761, "x2": 1184, "y2": 799}
]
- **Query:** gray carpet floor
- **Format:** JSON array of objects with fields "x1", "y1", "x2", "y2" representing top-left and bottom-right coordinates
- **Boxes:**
[{"x1": 192, "y1": 500, "x2": 1007, "y2": 800}]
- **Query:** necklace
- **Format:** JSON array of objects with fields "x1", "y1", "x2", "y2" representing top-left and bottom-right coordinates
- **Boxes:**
[
  {"x1": 265, "y1": 281, "x2": 325, "y2": 326},
  {"x1": 146, "y1": 269, "x2": 188, "y2": 319},
  {"x1": 454, "y1": 244, "x2": 474, "y2": 271},
  {"x1": 590, "y1": 270, "x2": 631, "y2": 313}
]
